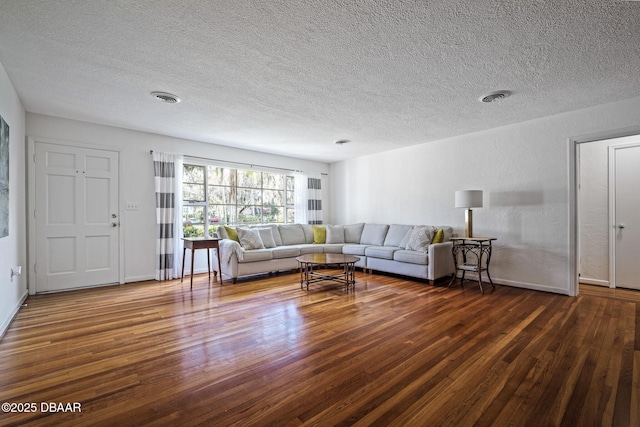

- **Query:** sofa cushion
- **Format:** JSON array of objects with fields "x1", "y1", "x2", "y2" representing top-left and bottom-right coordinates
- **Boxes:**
[
  {"x1": 271, "y1": 246, "x2": 301, "y2": 259},
  {"x1": 365, "y1": 246, "x2": 399, "y2": 260},
  {"x1": 431, "y1": 228, "x2": 444, "y2": 244},
  {"x1": 323, "y1": 244, "x2": 345, "y2": 254},
  {"x1": 360, "y1": 224, "x2": 389, "y2": 246},
  {"x1": 393, "y1": 250, "x2": 429, "y2": 265},
  {"x1": 301, "y1": 224, "x2": 314, "y2": 244},
  {"x1": 312, "y1": 225, "x2": 326, "y2": 244},
  {"x1": 224, "y1": 225, "x2": 240, "y2": 242},
  {"x1": 406, "y1": 226, "x2": 437, "y2": 253},
  {"x1": 342, "y1": 244, "x2": 369, "y2": 256},
  {"x1": 383, "y1": 224, "x2": 414, "y2": 247},
  {"x1": 326, "y1": 225, "x2": 345, "y2": 244},
  {"x1": 344, "y1": 223, "x2": 365, "y2": 243},
  {"x1": 297, "y1": 244, "x2": 324, "y2": 255},
  {"x1": 237, "y1": 228, "x2": 265, "y2": 250},
  {"x1": 238, "y1": 249, "x2": 273, "y2": 263},
  {"x1": 254, "y1": 227, "x2": 277, "y2": 248},
  {"x1": 278, "y1": 224, "x2": 306, "y2": 245}
]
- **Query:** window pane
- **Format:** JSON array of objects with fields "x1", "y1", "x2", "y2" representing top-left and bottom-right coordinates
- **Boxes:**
[
  {"x1": 238, "y1": 206, "x2": 262, "y2": 224},
  {"x1": 286, "y1": 176, "x2": 294, "y2": 191},
  {"x1": 237, "y1": 170, "x2": 261, "y2": 188},
  {"x1": 208, "y1": 185, "x2": 234, "y2": 204},
  {"x1": 183, "y1": 165, "x2": 205, "y2": 184},
  {"x1": 286, "y1": 208, "x2": 295, "y2": 224},
  {"x1": 263, "y1": 172, "x2": 284, "y2": 190},
  {"x1": 263, "y1": 189, "x2": 283, "y2": 206},
  {"x1": 286, "y1": 190, "x2": 295, "y2": 205},
  {"x1": 208, "y1": 166, "x2": 234, "y2": 186},
  {"x1": 208, "y1": 205, "x2": 236, "y2": 225},
  {"x1": 183, "y1": 183, "x2": 205, "y2": 202},
  {"x1": 238, "y1": 188, "x2": 261, "y2": 205},
  {"x1": 264, "y1": 205, "x2": 284, "y2": 223},
  {"x1": 182, "y1": 206, "x2": 205, "y2": 237}
]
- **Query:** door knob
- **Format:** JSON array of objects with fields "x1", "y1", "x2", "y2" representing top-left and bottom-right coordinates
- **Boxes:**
[
  {"x1": 618, "y1": 224, "x2": 625, "y2": 229},
  {"x1": 111, "y1": 222, "x2": 119, "y2": 227}
]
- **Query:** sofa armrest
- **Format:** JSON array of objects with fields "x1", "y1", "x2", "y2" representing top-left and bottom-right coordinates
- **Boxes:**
[
  {"x1": 428, "y1": 241, "x2": 455, "y2": 280},
  {"x1": 218, "y1": 239, "x2": 244, "y2": 263}
]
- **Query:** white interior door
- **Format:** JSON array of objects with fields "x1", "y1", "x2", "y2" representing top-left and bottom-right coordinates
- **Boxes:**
[
  {"x1": 610, "y1": 143, "x2": 640, "y2": 290},
  {"x1": 34, "y1": 142, "x2": 120, "y2": 292}
]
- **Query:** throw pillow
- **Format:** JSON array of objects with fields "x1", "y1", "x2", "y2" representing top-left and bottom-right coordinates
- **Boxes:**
[
  {"x1": 405, "y1": 226, "x2": 437, "y2": 253},
  {"x1": 326, "y1": 225, "x2": 345, "y2": 244},
  {"x1": 255, "y1": 227, "x2": 276, "y2": 248},
  {"x1": 312, "y1": 225, "x2": 326, "y2": 244},
  {"x1": 224, "y1": 226, "x2": 240, "y2": 243},
  {"x1": 237, "y1": 228, "x2": 265, "y2": 250},
  {"x1": 431, "y1": 228, "x2": 444, "y2": 244}
]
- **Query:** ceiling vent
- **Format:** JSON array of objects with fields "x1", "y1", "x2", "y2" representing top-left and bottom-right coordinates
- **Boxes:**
[
  {"x1": 151, "y1": 91, "x2": 181, "y2": 104},
  {"x1": 479, "y1": 91, "x2": 511, "y2": 103}
]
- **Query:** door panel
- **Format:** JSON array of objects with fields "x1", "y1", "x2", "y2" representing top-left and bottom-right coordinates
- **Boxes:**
[
  {"x1": 613, "y1": 144, "x2": 640, "y2": 290},
  {"x1": 35, "y1": 142, "x2": 119, "y2": 292}
]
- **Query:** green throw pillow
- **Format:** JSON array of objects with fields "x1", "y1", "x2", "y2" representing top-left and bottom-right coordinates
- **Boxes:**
[
  {"x1": 312, "y1": 225, "x2": 326, "y2": 244},
  {"x1": 431, "y1": 228, "x2": 444, "y2": 244},
  {"x1": 224, "y1": 226, "x2": 240, "y2": 243}
]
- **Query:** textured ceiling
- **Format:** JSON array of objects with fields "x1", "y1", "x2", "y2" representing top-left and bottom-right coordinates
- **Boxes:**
[{"x1": 1, "y1": 0, "x2": 639, "y2": 162}]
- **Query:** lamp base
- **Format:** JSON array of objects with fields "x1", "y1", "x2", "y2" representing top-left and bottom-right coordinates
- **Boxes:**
[{"x1": 465, "y1": 209, "x2": 473, "y2": 238}]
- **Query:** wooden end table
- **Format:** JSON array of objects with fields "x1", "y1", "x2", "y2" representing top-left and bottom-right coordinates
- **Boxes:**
[{"x1": 181, "y1": 237, "x2": 222, "y2": 289}]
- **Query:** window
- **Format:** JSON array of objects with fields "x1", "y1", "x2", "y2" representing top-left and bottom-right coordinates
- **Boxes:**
[{"x1": 182, "y1": 164, "x2": 296, "y2": 237}]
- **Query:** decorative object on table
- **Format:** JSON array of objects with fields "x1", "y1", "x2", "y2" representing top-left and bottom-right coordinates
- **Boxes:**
[
  {"x1": 0, "y1": 114, "x2": 9, "y2": 238},
  {"x1": 455, "y1": 190, "x2": 483, "y2": 238}
]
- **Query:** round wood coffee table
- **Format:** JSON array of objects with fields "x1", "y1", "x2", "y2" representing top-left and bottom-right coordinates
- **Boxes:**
[{"x1": 296, "y1": 253, "x2": 360, "y2": 290}]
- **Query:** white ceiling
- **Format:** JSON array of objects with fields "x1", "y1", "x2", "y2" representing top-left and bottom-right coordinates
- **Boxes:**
[{"x1": 1, "y1": 0, "x2": 639, "y2": 163}]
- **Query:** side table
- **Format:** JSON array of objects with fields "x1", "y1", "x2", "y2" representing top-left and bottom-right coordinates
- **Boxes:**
[
  {"x1": 181, "y1": 237, "x2": 222, "y2": 289},
  {"x1": 448, "y1": 237, "x2": 496, "y2": 294}
]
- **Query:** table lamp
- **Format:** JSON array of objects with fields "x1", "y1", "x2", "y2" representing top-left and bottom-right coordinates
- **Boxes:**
[{"x1": 455, "y1": 190, "x2": 483, "y2": 238}]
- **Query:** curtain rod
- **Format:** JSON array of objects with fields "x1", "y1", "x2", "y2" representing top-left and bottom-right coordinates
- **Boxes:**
[{"x1": 150, "y1": 150, "x2": 327, "y2": 175}]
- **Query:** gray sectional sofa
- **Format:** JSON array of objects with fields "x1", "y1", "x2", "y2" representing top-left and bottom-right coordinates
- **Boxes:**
[{"x1": 214, "y1": 223, "x2": 455, "y2": 285}]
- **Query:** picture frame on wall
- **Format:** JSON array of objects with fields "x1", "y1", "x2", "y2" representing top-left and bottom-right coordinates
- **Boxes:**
[{"x1": 0, "y1": 114, "x2": 9, "y2": 238}]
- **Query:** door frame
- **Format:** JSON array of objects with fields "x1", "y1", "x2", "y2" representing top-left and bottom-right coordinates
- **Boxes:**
[
  {"x1": 27, "y1": 136, "x2": 125, "y2": 295},
  {"x1": 608, "y1": 141, "x2": 640, "y2": 289},
  {"x1": 569, "y1": 126, "x2": 640, "y2": 297}
]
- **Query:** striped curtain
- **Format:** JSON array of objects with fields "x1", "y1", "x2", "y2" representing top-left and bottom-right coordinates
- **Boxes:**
[
  {"x1": 153, "y1": 152, "x2": 182, "y2": 280},
  {"x1": 306, "y1": 172, "x2": 323, "y2": 225}
]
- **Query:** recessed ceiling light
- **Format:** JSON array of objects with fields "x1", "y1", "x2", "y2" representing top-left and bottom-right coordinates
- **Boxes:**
[
  {"x1": 334, "y1": 139, "x2": 350, "y2": 145},
  {"x1": 151, "y1": 91, "x2": 181, "y2": 104},
  {"x1": 479, "y1": 90, "x2": 511, "y2": 103}
]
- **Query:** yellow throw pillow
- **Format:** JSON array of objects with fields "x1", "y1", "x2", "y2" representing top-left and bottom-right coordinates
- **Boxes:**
[
  {"x1": 224, "y1": 226, "x2": 240, "y2": 243},
  {"x1": 312, "y1": 225, "x2": 326, "y2": 244},
  {"x1": 431, "y1": 228, "x2": 444, "y2": 244}
]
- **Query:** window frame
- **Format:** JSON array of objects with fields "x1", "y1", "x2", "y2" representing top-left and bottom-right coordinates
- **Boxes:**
[{"x1": 181, "y1": 160, "x2": 296, "y2": 237}]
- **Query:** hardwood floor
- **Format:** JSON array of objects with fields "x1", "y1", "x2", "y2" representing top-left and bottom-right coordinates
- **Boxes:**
[{"x1": 0, "y1": 273, "x2": 638, "y2": 426}]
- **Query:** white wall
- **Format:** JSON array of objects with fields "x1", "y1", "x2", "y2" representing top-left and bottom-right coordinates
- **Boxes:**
[
  {"x1": 0, "y1": 62, "x2": 27, "y2": 337},
  {"x1": 330, "y1": 96, "x2": 640, "y2": 295},
  {"x1": 26, "y1": 113, "x2": 330, "y2": 284}
]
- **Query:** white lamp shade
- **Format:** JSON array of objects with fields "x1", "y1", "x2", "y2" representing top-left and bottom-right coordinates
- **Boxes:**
[{"x1": 455, "y1": 190, "x2": 483, "y2": 208}]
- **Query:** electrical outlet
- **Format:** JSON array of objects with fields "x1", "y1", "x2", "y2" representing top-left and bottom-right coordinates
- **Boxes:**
[{"x1": 126, "y1": 202, "x2": 139, "y2": 211}]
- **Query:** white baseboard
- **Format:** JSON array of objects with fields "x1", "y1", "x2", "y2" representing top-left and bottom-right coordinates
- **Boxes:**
[
  {"x1": 0, "y1": 290, "x2": 28, "y2": 341},
  {"x1": 455, "y1": 272, "x2": 571, "y2": 295}
]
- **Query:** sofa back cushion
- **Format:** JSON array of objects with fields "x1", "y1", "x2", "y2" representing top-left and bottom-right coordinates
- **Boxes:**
[
  {"x1": 360, "y1": 223, "x2": 389, "y2": 246},
  {"x1": 326, "y1": 225, "x2": 345, "y2": 244},
  {"x1": 301, "y1": 224, "x2": 314, "y2": 244},
  {"x1": 383, "y1": 224, "x2": 414, "y2": 247},
  {"x1": 344, "y1": 223, "x2": 365, "y2": 243},
  {"x1": 278, "y1": 224, "x2": 306, "y2": 245}
]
